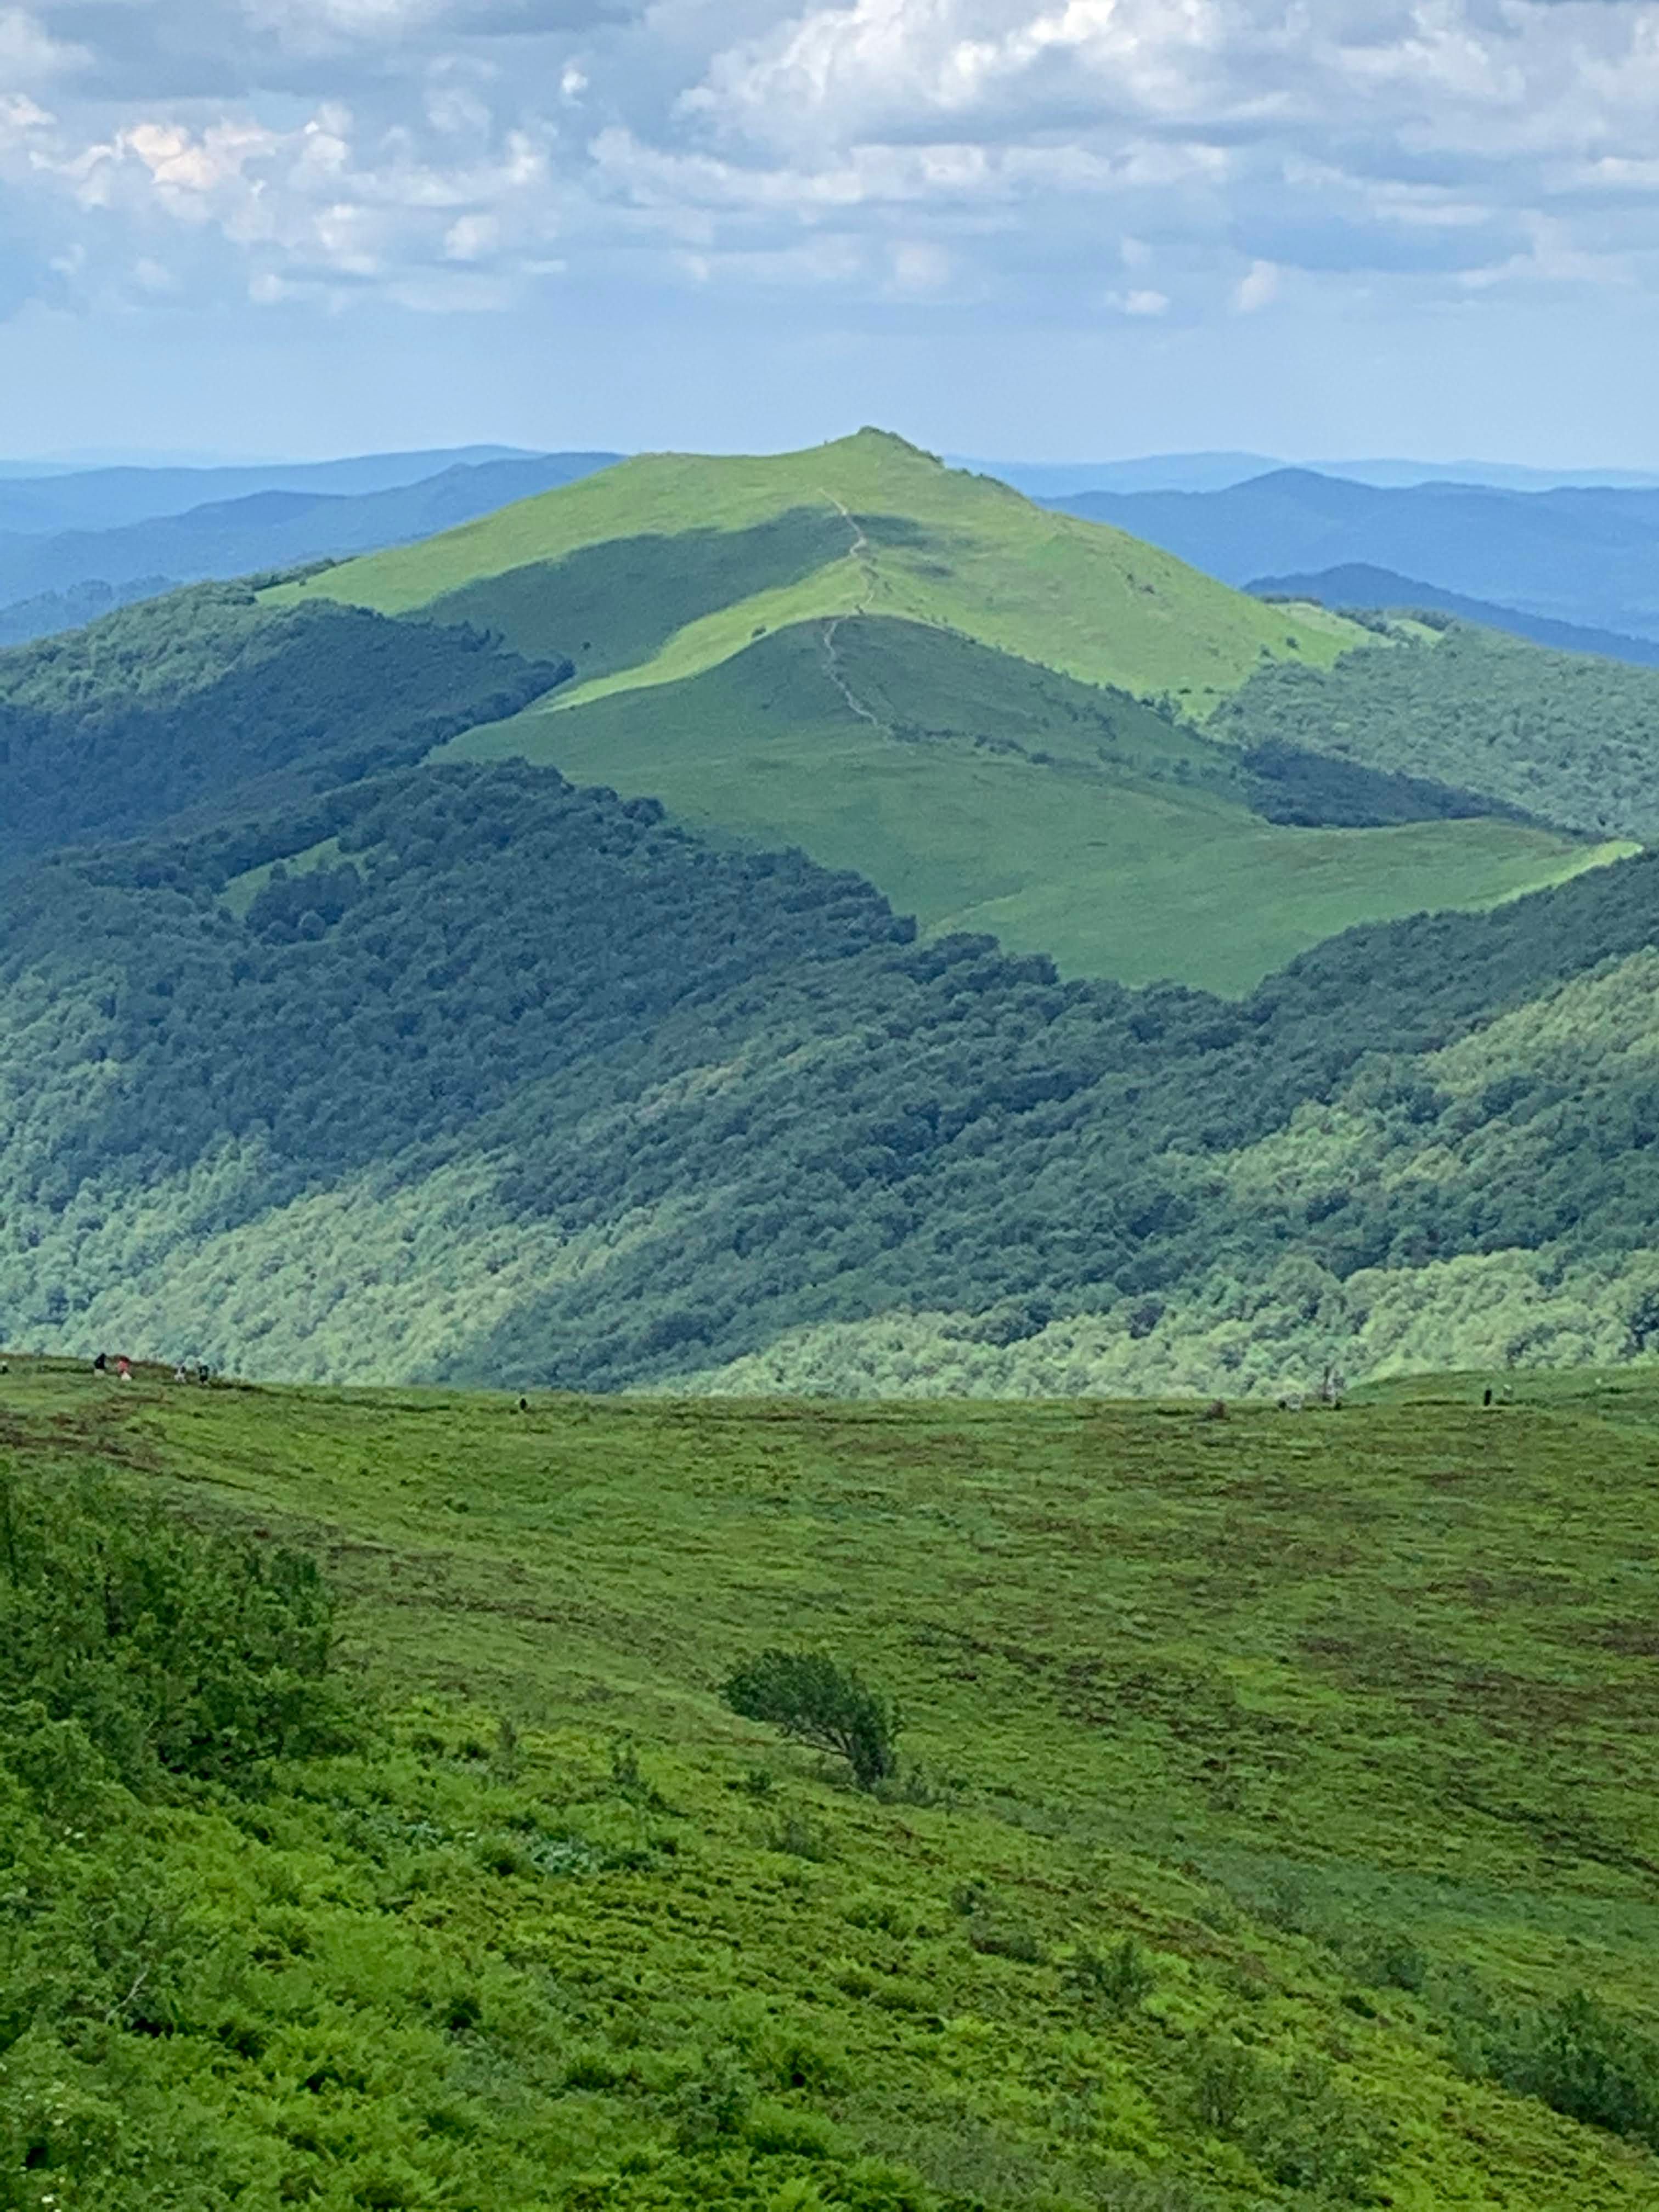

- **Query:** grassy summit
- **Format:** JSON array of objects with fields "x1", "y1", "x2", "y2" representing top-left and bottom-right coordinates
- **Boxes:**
[
  {"x1": 3, "y1": 1358, "x2": 1656, "y2": 2208},
  {"x1": 275, "y1": 433, "x2": 1620, "y2": 992},
  {"x1": 278, "y1": 429, "x2": 1365, "y2": 712}
]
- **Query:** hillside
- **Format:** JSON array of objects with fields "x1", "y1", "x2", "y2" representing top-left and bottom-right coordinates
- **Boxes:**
[
  {"x1": 453, "y1": 613, "x2": 1607, "y2": 991},
  {"x1": 3, "y1": 1360, "x2": 1657, "y2": 2209},
  {"x1": 5, "y1": 437, "x2": 1659, "y2": 1396},
  {"x1": 0, "y1": 583, "x2": 568, "y2": 865},
  {"x1": 283, "y1": 429, "x2": 1368, "y2": 713},
  {"x1": 1210, "y1": 622, "x2": 1659, "y2": 844},
  {"x1": 279, "y1": 431, "x2": 1614, "y2": 991},
  {"x1": 4, "y1": 755, "x2": 1659, "y2": 1395},
  {"x1": 1050, "y1": 471, "x2": 1659, "y2": 641}
]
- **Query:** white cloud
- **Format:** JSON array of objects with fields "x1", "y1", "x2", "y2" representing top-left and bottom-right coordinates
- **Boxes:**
[
  {"x1": 0, "y1": 5, "x2": 88, "y2": 82},
  {"x1": 5, "y1": 0, "x2": 1659, "y2": 330},
  {"x1": 444, "y1": 208, "x2": 498, "y2": 256},
  {"x1": 1235, "y1": 256, "x2": 1278, "y2": 312}
]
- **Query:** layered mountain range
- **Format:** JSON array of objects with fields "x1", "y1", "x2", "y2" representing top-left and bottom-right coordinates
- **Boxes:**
[{"x1": 6, "y1": 430, "x2": 1659, "y2": 1394}]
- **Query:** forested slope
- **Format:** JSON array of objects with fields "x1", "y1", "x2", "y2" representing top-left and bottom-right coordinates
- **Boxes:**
[
  {"x1": 5, "y1": 437, "x2": 1659, "y2": 1392},
  {"x1": 454, "y1": 613, "x2": 1601, "y2": 993},
  {"x1": 0, "y1": 584, "x2": 568, "y2": 865},
  {"x1": 277, "y1": 431, "x2": 1622, "y2": 991},
  {"x1": 1211, "y1": 621, "x2": 1659, "y2": 843},
  {"x1": 7, "y1": 754, "x2": 1659, "y2": 1393}
]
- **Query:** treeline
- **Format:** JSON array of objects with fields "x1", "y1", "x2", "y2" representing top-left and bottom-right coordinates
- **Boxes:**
[
  {"x1": 0, "y1": 582, "x2": 568, "y2": 868},
  {"x1": 1209, "y1": 622, "x2": 1659, "y2": 843},
  {"x1": 7, "y1": 755, "x2": 1659, "y2": 1388}
]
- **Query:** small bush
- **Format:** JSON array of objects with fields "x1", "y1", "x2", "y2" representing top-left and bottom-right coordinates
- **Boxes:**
[
  {"x1": 1348, "y1": 1926, "x2": 1428, "y2": 1993},
  {"x1": 968, "y1": 1922, "x2": 1046, "y2": 1965},
  {"x1": 672, "y1": 2047, "x2": 755, "y2": 2150},
  {"x1": 768, "y1": 1812, "x2": 833, "y2": 1862},
  {"x1": 720, "y1": 1649, "x2": 901, "y2": 1791},
  {"x1": 1183, "y1": 2037, "x2": 1383, "y2": 2197},
  {"x1": 1187, "y1": 2036, "x2": 1262, "y2": 2134},
  {"x1": 744, "y1": 2100, "x2": 840, "y2": 2160},
  {"x1": 1474, "y1": 1989, "x2": 1659, "y2": 2152},
  {"x1": 1068, "y1": 1936, "x2": 1158, "y2": 2014},
  {"x1": 0, "y1": 1463, "x2": 354, "y2": 1795}
]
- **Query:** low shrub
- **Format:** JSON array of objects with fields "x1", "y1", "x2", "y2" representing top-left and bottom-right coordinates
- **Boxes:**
[
  {"x1": 1068, "y1": 1936, "x2": 1158, "y2": 2013},
  {"x1": 768, "y1": 1810, "x2": 834, "y2": 1861},
  {"x1": 721, "y1": 1649, "x2": 902, "y2": 1791},
  {"x1": 1183, "y1": 2035, "x2": 1383, "y2": 2197},
  {"x1": 1473, "y1": 1990, "x2": 1659, "y2": 2152},
  {"x1": 968, "y1": 1921, "x2": 1046, "y2": 1965},
  {"x1": 0, "y1": 1462, "x2": 356, "y2": 1793}
]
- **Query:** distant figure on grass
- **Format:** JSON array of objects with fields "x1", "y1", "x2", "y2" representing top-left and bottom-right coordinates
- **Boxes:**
[
  {"x1": 92, "y1": 1352, "x2": 107, "y2": 1374},
  {"x1": 1483, "y1": 1387, "x2": 1494, "y2": 1407},
  {"x1": 116, "y1": 1356, "x2": 131, "y2": 1383}
]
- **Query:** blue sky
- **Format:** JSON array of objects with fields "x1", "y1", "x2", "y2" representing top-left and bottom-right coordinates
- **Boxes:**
[{"x1": 6, "y1": 0, "x2": 1659, "y2": 463}]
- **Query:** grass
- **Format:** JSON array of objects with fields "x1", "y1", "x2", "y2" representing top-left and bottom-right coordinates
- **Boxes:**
[
  {"x1": 268, "y1": 431, "x2": 1626, "y2": 993},
  {"x1": 419, "y1": 507, "x2": 851, "y2": 690},
  {"x1": 3, "y1": 1356, "x2": 1658, "y2": 2205},
  {"x1": 274, "y1": 430, "x2": 1373, "y2": 715},
  {"x1": 450, "y1": 617, "x2": 1624, "y2": 994}
]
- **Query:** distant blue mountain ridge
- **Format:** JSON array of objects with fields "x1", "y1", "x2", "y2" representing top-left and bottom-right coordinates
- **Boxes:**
[
  {"x1": 0, "y1": 450, "x2": 623, "y2": 645},
  {"x1": 0, "y1": 445, "x2": 571, "y2": 535},
  {"x1": 1246, "y1": 562, "x2": 1659, "y2": 669},
  {"x1": 963, "y1": 453, "x2": 1659, "y2": 496},
  {"x1": 13, "y1": 439, "x2": 1659, "y2": 658},
  {"x1": 1045, "y1": 469, "x2": 1659, "y2": 644}
]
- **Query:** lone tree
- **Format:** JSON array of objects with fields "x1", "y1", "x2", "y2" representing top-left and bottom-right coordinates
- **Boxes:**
[{"x1": 720, "y1": 1647, "x2": 902, "y2": 1791}]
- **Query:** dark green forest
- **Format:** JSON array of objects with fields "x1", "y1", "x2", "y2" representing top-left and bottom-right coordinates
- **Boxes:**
[
  {"x1": 0, "y1": 584, "x2": 567, "y2": 867},
  {"x1": 6, "y1": 752, "x2": 1659, "y2": 1390},
  {"x1": 1211, "y1": 620, "x2": 1659, "y2": 842},
  {"x1": 3, "y1": 554, "x2": 1659, "y2": 1390}
]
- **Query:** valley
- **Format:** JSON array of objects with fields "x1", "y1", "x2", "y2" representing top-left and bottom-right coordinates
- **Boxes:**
[{"x1": 6, "y1": 431, "x2": 1659, "y2": 1393}]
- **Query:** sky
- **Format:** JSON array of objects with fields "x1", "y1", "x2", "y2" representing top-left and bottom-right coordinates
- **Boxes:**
[{"x1": 5, "y1": 0, "x2": 1659, "y2": 464}]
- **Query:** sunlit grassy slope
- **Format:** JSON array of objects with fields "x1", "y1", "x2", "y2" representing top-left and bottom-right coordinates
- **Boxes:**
[
  {"x1": 6, "y1": 1357, "x2": 1657, "y2": 2208},
  {"x1": 279, "y1": 430, "x2": 1368, "y2": 714},
  {"x1": 450, "y1": 617, "x2": 1623, "y2": 993},
  {"x1": 276, "y1": 431, "x2": 1627, "y2": 990}
]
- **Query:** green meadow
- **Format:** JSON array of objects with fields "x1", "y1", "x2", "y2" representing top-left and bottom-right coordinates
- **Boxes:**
[
  {"x1": 5, "y1": 1356, "x2": 1658, "y2": 2208},
  {"x1": 450, "y1": 617, "x2": 1615, "y2": 994},
  {"x1": 275, "y1": 431, "x2": 1368, "y2": 715},
  {"x1": 266, "y1": 431, "x2": 1622, "y2": 994}
]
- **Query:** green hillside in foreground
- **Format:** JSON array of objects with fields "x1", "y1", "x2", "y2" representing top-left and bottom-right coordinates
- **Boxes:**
[
  {"x1": 5, "y1": 1360, "x2": 1658, "y2": 2209},
  {"x1": 451, "y1": 615, "x2": 1616, "y2": 992},
  {"x1": 269, "y1": 433, "x2": 1628, "y2": 991},
  {"x1": 7, "y1": 756, "x2": 1659, "y2": 1395}
]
